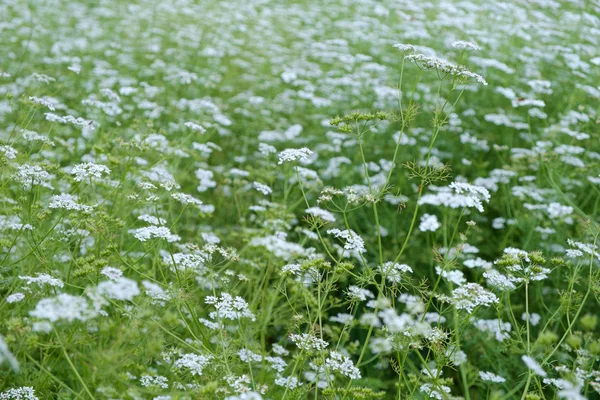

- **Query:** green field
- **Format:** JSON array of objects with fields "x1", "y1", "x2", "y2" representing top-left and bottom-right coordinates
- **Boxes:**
[{"x1": 1, "y1": 0, "x2": 600, "y2": 399}]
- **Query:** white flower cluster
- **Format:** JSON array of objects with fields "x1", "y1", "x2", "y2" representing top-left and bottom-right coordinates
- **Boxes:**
[
  {"x1": 305, "y1": 207, "x2": 336, "y2": 222},
  {"x1": 184, "y1": 121, "x2": 206, "y2": 133},
  {"x1": 381, "y1": 262, "x2": 413, "y2": 283},
  {"x1": 0, "y1": 336, "x2": 20, "y2": 372},
  {"x1": 131, "y1": 226, "x2": 181, "y2": 242},
  {"x1": 479, "y1": 371, "x2": 506, "y2": 383},
  {"x1": 451, "y1": 283, "x2": 498, "y2": 313},
  {"x1": 483, "y1": 269, "x2": 520, "y2": 291},
  {"x1": 29, "y1": 293, "x2": 97, "y2": 322},
  {"x1": 377, "y1": 308, "x2": 426, "y2": 334},
  {"x1": 142, "y1": 280, "x2": 170, "y2": 306},
  {"x1": 265, "y1": 355, "x2": 287, "y2": 372},
  {"x1": 0, "y1": 216, "x2": 33, "y2": 231},
  {"x1": 140, "y1": 375, "x2": 169, "y2": 389},
  {"x1": 325, "y1": 351, "x2": 361, "y2": 379},
  {"x1": 196, "y1": 168, "x2": 217, "y2": 192},
  {"x1": 253, "y1": 182, "x2": 272, "y2": 195},
  {"x1": 327, "y1": 228, "x2": 366, "y2": 254},
  {"x1": 96, "y1": 277, "x2": 140, "y2": 301},
  {"x1": 163, "y1": 252, "x2": 207, "y2": 272},
  {"x1": 436, "y1": 266, "x2": 466, "y2": 286},
  {"x1": 49, "y1": 194, "x2": 94, "y2": 212},
  {"x1": 138, "y1": 214, "x2": 166, "y2": 225},
  {"x1": 448, "y1": 182, "x2": 491, "y2": 212},
  {"x1": 419, "y1": 213, "x2": 440, "y2": 232},
  {"x1": 277, "y1": 147, "x2": 313, "y2": 164},
  {"x1": 205, "y1": 293, "x2": 256, "y2": 321},
  {"x1": 522, "y1": 312, "x2": 541, "y2": 326},
  {"x1": 171, "y1": 192, "x2": 203, "y2": 208},
  {"x1": 567, "y1": 239, "x2": 600, "y2": 261},
  {"x1": 347, "y1": 285, "x2": 374, "y2": 302},
  {"x1": 174, "y1": 353, "x2": 213, "y2": 376},
  {"x1": 419, "y1": 182, "x2": 491, "y2": 213},
  {"x1": 19, "y1": 273, "x2": 64, "y2": 288},
  {"x1": 100, "y1": 266, "x2": 123, "y2": 280},
  {"x1": 249, "y1": 234, "x2": 310, "y2": 261},
  {"x1": 13, "y1": 164, "x2": 55, "y2": 190},
  {"x1": 473, "y1": 319, "x2": 511, "y2": 342},
  {"x1": 274, "y1": 375, "x2": 302, "y2": 389},
  {"x1": 0, "y1": 386, "x2": 39, "y2": 400},
  {"x1": 419, "y1": 383, "x2": 451, "y2": 399},
  {"x1": 28, "y1": 96, "x2": 56, "y2": 111},
  {"x1": 0, "y1": 145, "x2": 17, "y2": 160},
  {"x1": 239, "y1": 349, "x2": 263, "y2": 362},
  {"x1": 289, "y1": 333, "x2": 329, "y2": 351},
  {"x1": 405, "y1": 53, "x2": 487, "y2": 85},
  {"x1": 393, "y1": 43, "x2": 415, "y2": 52},
  {"x1": 45, "y1": 112, "x2": 97, "y2": 130},
  {"x1": 225, "y1": 392, "x2": 264, "y2": 400},
  {"x1": 452, "y1": 40, "x2": 480, "y2": 51},
  {"x1": 142, "y1": 163, "x2": 180, "y2": 191},
  {"x1": 281, "y1": 263, "x2": 301, "y2": 275},
  {"x1": 31, "y1": 73, "x2": 55, "y2": 83},
  {"x1": 6, "y1": 293, "x2": 25, "y2": 303},
  {"x1": 70, "y1": 162, "x2": 111, "y2": 182},
  {"x1": 522, "y1": 355, "x2": 547, "y2": 377}
]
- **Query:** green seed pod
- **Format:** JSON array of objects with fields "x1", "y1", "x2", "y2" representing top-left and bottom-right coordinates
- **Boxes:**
[
  {"x1": 566, "y1": 334, "x2": 582, "y2": 349},
  {"x1": 538, "y1": 331, "x2": 559, "y2": 346},
  {"x1": 580, "y1": 313, "x2": 598, "y2": 331}
]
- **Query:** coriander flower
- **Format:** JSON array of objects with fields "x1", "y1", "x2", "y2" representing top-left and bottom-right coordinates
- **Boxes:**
[
  {"x1": 449, "y1": 182, "x2": 491, "y2": 212},
  {"x1": 521, "y1": 355, "x2": 547, "y2": 377},
  {"x1": 184, "y1": 121, "x2": 206, "y2": 133},
  {"x1": 381, "y1": 262, "x2": 413, "y2": 283},
  {"x1": 238, "y1": 349, "x2": 263, "y2": 362},
  {"x1": 96, "y1": 277, "x2": 140, "y2": 301},
  {"x1": 0, "y1": 387, "x2": 39, "y2": 399},
  {"x1": 28, "y1": 96, "x2": 56, "y2": 111},
  {"x1": 327, "y1": 228, "x2": 366, "y2": 253},
  {"x1": 347, "y1": 285, "x2": 374, "y2": 301},
  {"x1": 452, "y1": 41, "x2": 480, "y2": 51},
  {"x1": 253, "y1": 182, "x2": 272, "y2": 195},
  {"x1": 393, "y1": 43, "x2": 415, "y2": 53},
  {"x1": 419, "y1": 181, "x2": 491, "y2": 213},
  {"x1": 205, "y1": 293, "x2": 256, "y2": 321},
  {"x1": 171, "y1": 192, "x2": 203, "y2": 208},
  {"x1": 451, "y1": 283, "x2": 498, "y2": 313},
  {"x1": 6, "y1": 293, "x2": 25, "y2": 303},
  {"x1": 0, "y1": 336, "x2": 20, "y2": 371},
  {"x1": 13, "y1": 164, "x2": 55, "y2": 190},
  {"x1": 100, "y1": 266, "x2": 123, "y2": 280},
  {"x1": 130, "y1": 226, "x2": 181, "y2": 242},
  {"x1": 140, "y1": 375, "x2": 169, "y2": 389},
  {"x1": 49, "y1": 194, "x2": 94, "y2": 212},
  {"x1": 272, "y1": 344, "x2": 289, "y2": 356},
  {"x1": 174, "y1": 353, "x2": 213, "y2": 376},
  {"x1": 29, "y1": 294, "x2": 96, "y2": 322},
  {"x1": 305, "y1": 207, "x2": 336, "y2": 222},
  {"x1": 479, "y1": 371, "x2": 506, "y2": 383},
  {"x1": 473, "y1": 319, "x2": 511, "y2": 342},
  {"x1": 289, "y1": 333, "x2": 329, "y2": 351},
  {"x1": 70, "y1": 162, "x2": 110, "y2": 182},
  {"x1": 277, "y1": 147, "x2": 313, "y2": 164},
  {"x1": 274, "y1": 375, "x2": 302, "y2": 389},
  {"x1": 405, "y1": 53, "x2": 487, "y2": 85},
  {"x1": 19, "y1": 273, "x2": 64, "y2": 288},
  {"x1": 325, "y1": 351, "x2": 361, "y2": 379},
  {"x1": 0, "y1": 145, "x2": 17, "y2": 160},
  {"x1": 419, "y1": 213, "x2": 441, "y2": 232},
  {"x1": 281, "y1": 263, "x2": 301, "y2": 275}
]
